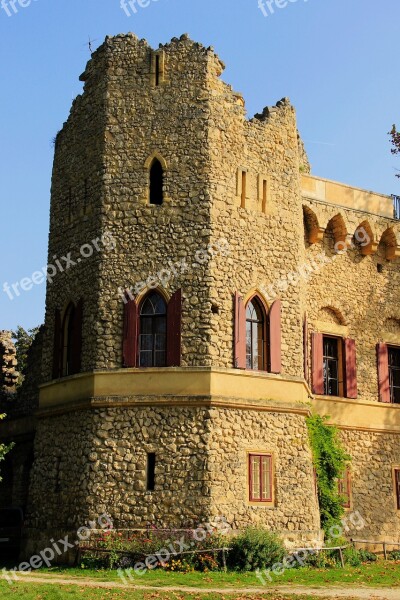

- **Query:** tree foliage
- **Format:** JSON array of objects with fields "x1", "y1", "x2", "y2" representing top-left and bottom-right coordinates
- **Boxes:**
[
  {"x1": 389, "y1": 125, "x2": 400, "y2": 178},
  {"x1": 0, "y1": 414, "x2": 14, "y2": 481},
  {"x1": 306, "y1": 414, "x2": 351, "y2": 533},
  {"x1": 11, "y1": 325, "x2": 40, "y2": 381}
]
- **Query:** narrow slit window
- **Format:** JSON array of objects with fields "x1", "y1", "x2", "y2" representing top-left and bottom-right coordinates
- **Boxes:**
[
  {"x1": 155, "y1": 54, "x2": 160, "y2": 87},
  {"x1": 150, "y1": 159, "x2": 164, "y2": 205},
  {"x1": 241, "y1": 171, "x2": 247, "y2": 208},
  {"x1": 262, "y1": 179, "x2": 267, "y2": 213},
  {"x1": 146, "y1": 453, "x2": 156, "y2": 491}
]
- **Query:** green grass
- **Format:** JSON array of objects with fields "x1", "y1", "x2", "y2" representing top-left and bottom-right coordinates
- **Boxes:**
[
  {"x1": 0, "y1": 581, "x2": 360, "y2": 600},
  {"x1": 21, "y1": 560, "x2": 400, "y2": 588}
]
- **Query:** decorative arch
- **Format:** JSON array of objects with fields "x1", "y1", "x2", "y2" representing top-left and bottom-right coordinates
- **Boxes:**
[
  {"x1": 144, "y1": 152, "x2": 168, "y2": 170},
  {"x1": 135, "y1": 285, "x2": 171, "y2": 307},
  {"x1": 244, "y1": 288, "x2": 270, "y2": 312},
  {"x1": 60, "y1": 300, "x2": 83, "y2": 377},
  {"x1": 303, "y1": 206, "x2": 324, "y2": 244},
  {"x1": 318, "y1": 305, "x2": 347, "y2": 326},
  {"x1": 379, "y1": 227, "x2": 400, "y2": 261},
  {"x1": 355, "y1": 220, "x2": 377, "y2": 256},
  {"x1": 325, "y1": 213, "x2": 351, "y2": 249}
]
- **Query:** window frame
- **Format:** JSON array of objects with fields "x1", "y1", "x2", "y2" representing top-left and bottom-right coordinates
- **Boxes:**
[
  {"x1": 322, "y1": 335, "x2": 344, "y2": 397},
  {"x1": 247, "y1": 452, "x2": 274, "y2": 505},
  {"x1": 138, "y1": 292, "x2": 167, "y2": 368},
  {"x1": 245, "y1": 296, "x2": 269, "y2": 372}
]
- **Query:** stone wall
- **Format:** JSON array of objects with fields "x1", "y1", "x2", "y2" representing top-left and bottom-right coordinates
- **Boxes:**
[
  {"x1": 27, "y1": 403, "x2": 321, "y2": 550},
  {"x1": 341, "y1": 429, "x2": 400, "y2": 540}
]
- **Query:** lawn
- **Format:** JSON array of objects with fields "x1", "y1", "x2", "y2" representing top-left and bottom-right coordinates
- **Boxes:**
[
  {"x1": 0, "y1": 582, "x2": 351, "y2": 600},
  {"x1": 10, "y1": 560, "x2": 400, "y2": 588}
]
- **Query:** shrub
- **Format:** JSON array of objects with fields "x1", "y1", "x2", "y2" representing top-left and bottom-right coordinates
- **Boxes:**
[
  {"x1": 358, "y1": 549, "x2": 377, "y2": 563},
  {"x1": 227, "y1": 527, "x2": 285, "y2": 572},
  {"x1": 343, "y1": 547, "x2": 361, "y2": 567},
  {"x1": 388, "y1": 550, "x2": 400, "y2": 561}
]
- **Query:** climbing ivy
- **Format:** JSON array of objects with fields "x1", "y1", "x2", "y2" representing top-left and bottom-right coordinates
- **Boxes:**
[{"x1": 306, "y1": 414, "x2": 351, "y2": 533}]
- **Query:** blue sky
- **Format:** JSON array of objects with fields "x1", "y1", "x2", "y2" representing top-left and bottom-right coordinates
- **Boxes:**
[{"x1": 1, "y1": 0, "x2": 399, "y2": 331}]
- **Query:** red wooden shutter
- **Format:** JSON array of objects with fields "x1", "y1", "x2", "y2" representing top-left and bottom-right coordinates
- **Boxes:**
[
  {"x1": 167, "y1": 289, "x2": 182, "y2": 367},
  {"x1": 312, "y1": 332, "x2": 324, "y2": 394},
  {"x1": 234, "y1": 292, "x2": 246, "y2": 369},
  {"x1": 123, "y1": 297, "x2": 138, "y2": 368},
  {"x1": 52, "y1": 308, "x2": 62, "y2": 379},
  {"x1": 70, "y1": 298, "x2": 83, "y2": 375},
  {"x1": 303, "y1": 315, "x2": 309, "y2": 382},
  {"x1": 377, "y1": 343, "x2": 390, "y2": 403},
  {"x1": 269, "y1": 299, "x2": 282, "y2": 374},
  {"x1": 344, "y1": 338, "x2": 357, "y2": 399}
]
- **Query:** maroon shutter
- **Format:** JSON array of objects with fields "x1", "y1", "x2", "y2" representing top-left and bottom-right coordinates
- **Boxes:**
[
  {"x1": 377, "y1": 343, "x2": 390, "y2": 403},
  {"x1": 70, "y1": 299, "x2": 83, "y2": 375},
  {"x1": 167, "y1": 289, "x2": 182, "y2": 367},
  {"x1": 234, "y1": 292, "x2": 246, "y2": 369},
  {"x1": 52, "y1": 308, "x2": 62, "y2": 379},
  {"x1": 123, "y1": 297, "x2": 138, "y2": 368},
  {"x1": 344, "y1": 338, "x2": 357, "y2": 399},
  {"x1": 269, "y1": 299, "x2": 282, "y2": 374},
  {"x1": 303, "y1": 315, "x2": 309, "y2": 382},
  {"x1": 312, "y1": 332, "x2": 324, "y2": 394}
]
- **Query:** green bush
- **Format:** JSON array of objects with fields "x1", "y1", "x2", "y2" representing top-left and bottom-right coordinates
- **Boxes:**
[
  {"x1": 227, "y1": 527, "x2": 285, "y2": 572},
  {"x1": 388, "y1": 550, "x2": 400, "y2": 560},
  {"x1": 343, "y1": 547, "x2": 361, "y2": 567},
  {"x1": 358, "y1": 549, "x2": 377, "y2": 563}
]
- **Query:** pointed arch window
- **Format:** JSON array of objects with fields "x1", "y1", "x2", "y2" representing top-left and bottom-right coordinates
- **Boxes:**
[
  {"x1": 139, "y1": 292, "x2": 167, "y2": 367},
  {"x1": 149, "y1": 159, "x2": 164, "y2": 205},
  {"x1": 53, "y1": 300, "x2": 83, "y2": 378},
  {"x1": 246, "y1": 297, "x2": 268, "y2": 371}
]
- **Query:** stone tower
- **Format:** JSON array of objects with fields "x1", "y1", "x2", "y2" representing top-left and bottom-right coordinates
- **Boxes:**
[{"x1": 29, "y1": 32, "x2": 400, "y2": 554}]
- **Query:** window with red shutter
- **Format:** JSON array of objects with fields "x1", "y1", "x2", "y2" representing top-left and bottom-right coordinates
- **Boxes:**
[
  {"x1": 269, "y1": 299, "x2": 282, "y2": 374},
  {"x1": 123, "y1": 297, "x2": 138, "y2": 368},
  {"x1": 52, "y1": 308, "x2": 62, "y2": 379},
  {"x1": 248, "y1": 454, "x2": 273, "y2": 503},
  {"x1": 344, "y1": 338, "x2": 357, "y2": 399},
  {"x1": 377, "y1": 343, "x2": 390, "y2": 403},
  {"x1": 311, "y1": 332, "x2": 324, "y2": 394},
  {"x1": 234, "y1": 292, "x2": 246, "y2": 369},
  {"x1": 167, "y1": 289, "x2": 182, "y2": 367}
]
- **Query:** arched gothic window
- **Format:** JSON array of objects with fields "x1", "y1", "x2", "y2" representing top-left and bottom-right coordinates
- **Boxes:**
[
  {"x1": 149, "y1": 159, "x2": 164, "y2": 205},
  {"x1": 246, "y1": 297, "x2": 268, "y2": 371},
  {"x1": 139, "y1": 292, "x2": 167, "y2": 367}
]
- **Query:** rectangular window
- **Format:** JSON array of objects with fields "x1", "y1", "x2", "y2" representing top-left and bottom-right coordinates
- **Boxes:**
[
  {"x1": 249, "y1": 454, "x2": 273, "y2": 502},
  {"x1": 389, "y1": 347, "x2": 400, "y2": 404},
  {"x1": 146, "y1": 453, "x2": 156, "y2": 491},
  {"x1": 338, "y1": 469, "x2": 351, "y2": 509},
  {"x1": 394, "y1": 469, "x2": 400, "y2": 509},
  {"x1": 323, "y1": 336, "x2": 343, "y2": 397}
]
